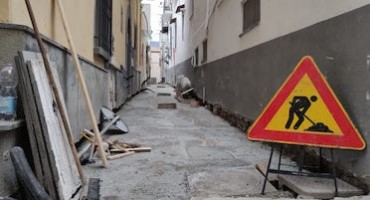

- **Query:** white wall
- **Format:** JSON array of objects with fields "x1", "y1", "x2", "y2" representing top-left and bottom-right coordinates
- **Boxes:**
[
  {"x1": 170, "y1": 0, "x2": 208, "y2": 66},
  {"x1": 142, "y1": 0, "x2": 164, "y2": 42},
  {"x1": 150, "y1": 51, "x2": 161, "y2": 83},
  {"x1": 170, "y1": 0, "x2": 370, "y2": 67}
]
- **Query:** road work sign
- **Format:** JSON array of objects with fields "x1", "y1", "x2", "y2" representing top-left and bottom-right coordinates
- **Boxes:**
[{"x1": 247, "y1": 56, "x2": 366, "y2": 150}]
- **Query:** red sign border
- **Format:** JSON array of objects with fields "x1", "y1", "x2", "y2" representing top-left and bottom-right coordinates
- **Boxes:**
[{"x1": 247, "y1": 56, "x2": 366, "y2": 150}]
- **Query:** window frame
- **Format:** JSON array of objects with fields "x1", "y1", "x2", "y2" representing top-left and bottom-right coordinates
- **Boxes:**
[
  {"x1": 201, "y1": 39, "x2": 207, "y2": 64},
  {"x1": 189, "y1": 0, "x2": 194, "y2": 20},
  {"x1": 239, "y1": 0, "x2": 260, "y2": 37},
  {"x1": 94, "y1": 0, "x2": 113, "y2": 60},
  {"x1": 181, "y1": 13, "x2": 185, "y2": 41},
  {"x1": 194, "y1": 47, "x2": 199, "y2": 67}
]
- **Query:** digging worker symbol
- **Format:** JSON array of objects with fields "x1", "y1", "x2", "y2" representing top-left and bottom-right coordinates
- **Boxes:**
[{"x1": 285, "y1": 96, "x2": 317, "y2": 130}]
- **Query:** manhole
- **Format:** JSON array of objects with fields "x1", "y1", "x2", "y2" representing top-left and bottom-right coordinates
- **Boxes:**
[
  {"x1": 157, "y1": 93, "x2": 171, "y2": 96},
  {"x1": 157, "y1": 103, "x2": 177, "y2": 109}
]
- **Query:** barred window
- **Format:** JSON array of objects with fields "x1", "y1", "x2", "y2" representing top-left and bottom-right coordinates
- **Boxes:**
[
  {"x1": 202, "y1": 39, "x2": 207, "y2": 63},
  {"x1": 242, "y1": 0, "x2": 260, "y2": 34},
  {"x1": 94, "y1": 0, "x2": 113, "y2": 60},
  {"x1": 194, "y1": 47, "x2": 199, "y2": 67}
]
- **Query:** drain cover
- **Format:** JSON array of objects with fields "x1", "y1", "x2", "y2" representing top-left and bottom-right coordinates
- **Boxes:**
[
  {"x1": 157, "y1": 93, "x2": 171, "y2": 96},
  {"x1": 157, "y1": 103, "x2": 177, "y2": 109}
]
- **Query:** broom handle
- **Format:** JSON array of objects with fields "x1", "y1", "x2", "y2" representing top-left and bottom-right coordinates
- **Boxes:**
[{"x1": 55, "y1": 0, "x2": 107, "y2": 167}]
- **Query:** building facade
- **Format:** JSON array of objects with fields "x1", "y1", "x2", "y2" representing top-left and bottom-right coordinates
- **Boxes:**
[
  {"x1": 0, "y1": 0, "x2": 149, "y2": 195},
  {"x1": 163, "y1": 0, "x2": 370, "y2": 189},
  {"x1": 0, "y1": 0, "x2": 149, "y2": 136}
]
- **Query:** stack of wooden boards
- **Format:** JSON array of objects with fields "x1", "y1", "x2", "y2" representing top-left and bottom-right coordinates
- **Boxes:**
[
  {"x1": 15, "y1": 51, "x2": 81, "y2": 200},
  {"x1": 82, "y1": 130, "x2": 151, "y2": 161}
]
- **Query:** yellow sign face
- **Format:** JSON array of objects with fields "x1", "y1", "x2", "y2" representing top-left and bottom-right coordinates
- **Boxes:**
[
  {"x1": 265, "y1": 75, "x2": 342, "y2": 135},
  {"x1": 248, "y1": 56, "x2": 366, "y2": 150}
]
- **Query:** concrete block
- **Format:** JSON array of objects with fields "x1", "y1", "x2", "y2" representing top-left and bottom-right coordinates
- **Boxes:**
[
  {"x1": 278, "y1": 175, "x2": 364, "y2": 199},
  {"x1": 188, "y1": 167, "x2": 277, "y2": 198}
]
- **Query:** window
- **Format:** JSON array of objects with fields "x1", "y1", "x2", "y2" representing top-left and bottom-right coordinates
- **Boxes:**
[
  {"x1": 174, "y1": 22, "x2": 177, "y2": 48},
  {"x1": 194, "y1": 47, "x2": 199, "y2": 67},
  {"x1": 181, "y1": 13, "x2": 184, "y2": 41},
  {"x1": 189, "y1": 0, "x2": 194, "y2": 19},
  {"x1": 94, "y1": 0, "x2": 113, "y2": 60},
  {"x1": 170, "y1": 18, "x2": 177, "y2": 49},
  {"x1": 120, "y1": 5, "x2": 124, "y2": 34},
  {"x1": 241, "y1": 0, "x2": 260, "y2": 36},
  {"x1": 169, "y1": 27, "x2": 172, "y2": 57},
  {"x1": 202, "y1": 39, "x2": 207, "y2": 63}
]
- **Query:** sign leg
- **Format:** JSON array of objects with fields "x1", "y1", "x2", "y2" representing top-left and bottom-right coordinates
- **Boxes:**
[
  {"x1": 331, "y1": 149, "x2": 338, "y2": 197},
  {"x1": 278, "y1": 144, "x2": 283, "y2": 170},
  {"x1": 298, "y1": 146, "x2": 305, "y2": 172},
  {"x1": 262, "y1": 145, "x2": 274, "y2": 195}
]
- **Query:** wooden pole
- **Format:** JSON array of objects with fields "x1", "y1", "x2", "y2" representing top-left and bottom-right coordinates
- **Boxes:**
[
  {"x1": 24, "y1": 0, "x2": 86, "y2": 180},
  {"x1": 55, "y1": 0, "x2": 108, "y2": 167}
]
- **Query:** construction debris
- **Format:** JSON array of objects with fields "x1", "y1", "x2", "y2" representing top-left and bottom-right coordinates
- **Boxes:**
[
  {"x1": 100, "y1": 107, "x2": 129, "y2": 134},
  {"x1": 109, "y1": 140, "x2": 152, "y2": 153},
  {"x1": 107, "y1": 152, "x2": 135, "y2": 160},
  {"x1": 175, "y1": 75, "x2": 195, "y2": 102},
  {"x1": 110, "y1": 147, "x2": 152, "y2": 153},
  {"x1": 82, "y1": 130, "x2": 151, "y2": 161},
  {"x1": 112, "y1": 140, "x2": 140, "y2": 149}
]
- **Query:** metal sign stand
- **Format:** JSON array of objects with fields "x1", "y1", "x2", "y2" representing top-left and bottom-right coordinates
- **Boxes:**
[{"x1": 261, "y1": 144, "x2": 338, "y2": 197}]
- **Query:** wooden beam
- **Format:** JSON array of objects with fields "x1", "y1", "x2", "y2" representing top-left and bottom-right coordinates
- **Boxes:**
[
  {"x1": 55, "y1": 0, "x2": 108, "y2": 167},
  {"x1": 107, "y1": 152, "x2": 135, "y2": 160}
]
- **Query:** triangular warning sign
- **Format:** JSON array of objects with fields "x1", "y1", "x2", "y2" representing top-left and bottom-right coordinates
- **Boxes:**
[{"x1": 247, "y1": 56, "x2": 366, "y2": 150}]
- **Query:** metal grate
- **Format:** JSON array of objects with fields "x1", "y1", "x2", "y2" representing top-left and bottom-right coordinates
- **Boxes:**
[
  {"x1": 157, "y1": 93, "x2": 171, "y2": 96},
  {"x1": 242, "y1": 0, "x2": 260, "y2": 33},
  {"x1": 157, "y1": 103, "x2": 177, "y2": 109}
]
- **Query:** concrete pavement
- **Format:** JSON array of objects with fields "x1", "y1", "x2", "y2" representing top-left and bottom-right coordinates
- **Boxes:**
[{"x1": 83, "y1": 85, "x2": 323, "y2": 199}]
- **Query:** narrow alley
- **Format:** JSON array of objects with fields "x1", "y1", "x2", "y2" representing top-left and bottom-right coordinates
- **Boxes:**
[
  {"x1": 2, "y1": 0, "x2": 370, "y2": 199},
  {"x1": 84, "y1": 85, "x2": 292, "y2": 200}
]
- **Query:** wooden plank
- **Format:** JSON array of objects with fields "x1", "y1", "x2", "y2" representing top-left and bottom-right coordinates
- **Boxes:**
[
  {"x1": 255, "y1": 163, "x2": 278, "y2": 182},
  {"x1": 107, "y1": 152, "x2": 135, "y2": 160},
  {"x1": 110, "y1": 149, "x2": 127, "y2": 153},
  {"x1": 110, "y1": 147, "x2": 152, "y2": 153},
  {"x1": 15, "y1": 55, "x2": 58, "y2": 199},
  {"x1": 14, "y1": 58, "x2": 41, "y2": 178},
  {"x1": 24, "y1": 0, "x2": 85, "y2": 182},
  {"x1": 122, "y1": 147, "x2": 152, "y2": 152},
  {"x1": 27, "y1": 60, "x2": 81, "y2": 200}
]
